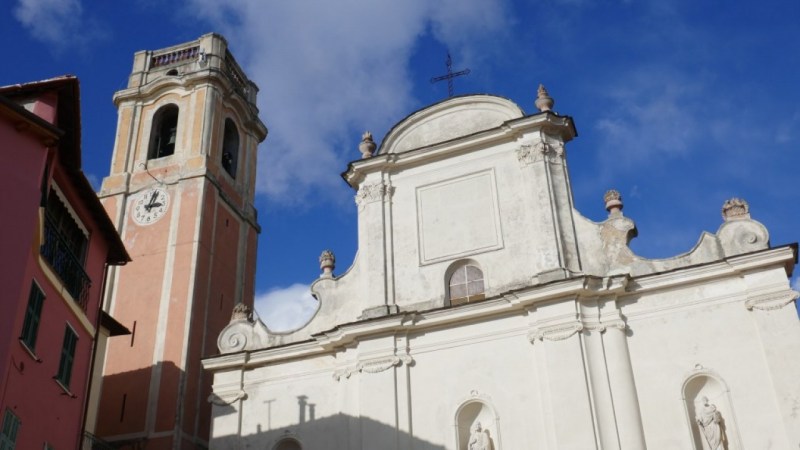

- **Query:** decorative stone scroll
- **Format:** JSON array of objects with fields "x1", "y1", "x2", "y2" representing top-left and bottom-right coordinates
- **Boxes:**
[
  {"x1": 745, "y1": 289, "x2": 799, "y2": 311},
  {"x1": 355, "y1": 181, "x2": 394, "y2": 209},
  {"x1": 332, "y1": 354, "x2": 414, "y2": 381},
  {"x1": 528, "y1": 316, "x2": 627, "y2": 344},
  {"x1": 516, "y1": 139, "x2": 565, "y2": 166},
  {"x1": 527, "y1": 321, "x2": 584, "y2": 344}
]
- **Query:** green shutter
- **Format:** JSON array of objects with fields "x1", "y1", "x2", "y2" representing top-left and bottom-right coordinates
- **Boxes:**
[
  {"x1": 56, "y1": 326, "x2": 78, "y2": 388},
  {"x1": 20, "y1": 282, "x2": 45, "y2": 350},
  {"x1": 0, "y1": 409, "x2": 20, "y2": 450}
]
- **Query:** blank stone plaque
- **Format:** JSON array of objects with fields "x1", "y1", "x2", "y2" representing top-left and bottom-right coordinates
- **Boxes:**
[{"x1": 416, "y1": 170, "x2": 503, "y2": 264}]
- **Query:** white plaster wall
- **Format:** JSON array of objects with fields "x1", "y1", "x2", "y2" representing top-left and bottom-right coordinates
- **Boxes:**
[
  {"x1": 389, "y1": 135, "x2": 553, "y2": 310},
  {"x1": 623, "y1": 271, "x2": 795, "y2": 449}
]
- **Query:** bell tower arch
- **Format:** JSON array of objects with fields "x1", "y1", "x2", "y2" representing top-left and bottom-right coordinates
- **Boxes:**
[{"x1": 94, "y1": 33, "x2": 267, "y2": 448}]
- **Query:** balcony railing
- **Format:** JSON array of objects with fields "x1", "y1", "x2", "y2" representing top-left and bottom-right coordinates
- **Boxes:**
[
  {"x1": 41, "y1": 215, "x2": 90, "y2": 310},
  {"x1": 150, "y1": 46, "x2": 200, "y2": 69}
]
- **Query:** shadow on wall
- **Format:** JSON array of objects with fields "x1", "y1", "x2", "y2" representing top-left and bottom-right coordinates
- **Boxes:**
[
  {"x1": 211, "y1": 409, "x2": 448, "y2": 450},
  {"x1": 93, "y1": 361, "x2": 209, "y2": 449}
]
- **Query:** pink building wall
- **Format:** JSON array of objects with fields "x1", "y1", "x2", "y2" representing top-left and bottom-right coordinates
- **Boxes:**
[{"x1": 0, "y1": 77, "x2": 129, "y2": 450}]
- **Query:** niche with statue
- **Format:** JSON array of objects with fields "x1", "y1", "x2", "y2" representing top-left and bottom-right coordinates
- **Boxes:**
[
  {"x1": 455, "y1": 399, "x2": 499, "y2": 450},
  {"x1": 682, "y1": 371, "x2": 740, "y2": 450}
]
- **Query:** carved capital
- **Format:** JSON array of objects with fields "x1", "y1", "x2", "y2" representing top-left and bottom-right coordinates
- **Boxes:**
[
  {"x1": 582, "y1": 319, "x2": 627, "y2": 333},
  {"x1": 516, "y1": 139, "x2": 565, "y2": 166},
  {"x1": 745, "y1": 290, "x2": 799, "y2": 311},
  {"x1": 355, "y1": 181, "x2": 394, "y2": 209}
]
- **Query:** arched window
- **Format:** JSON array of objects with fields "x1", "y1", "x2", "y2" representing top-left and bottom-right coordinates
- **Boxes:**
[
  {"x1": 273, "y1": 438, "x2": 302, "y2": 450},
  {"x1": 449, "y1": 263, "x2": 485, "y2": 306},
  {"x1": 221, "y1": 118, "x2": 239, "y2": 178},
  {"x1": 148, "y1": 105, "x2": 179, "y2": 160}
]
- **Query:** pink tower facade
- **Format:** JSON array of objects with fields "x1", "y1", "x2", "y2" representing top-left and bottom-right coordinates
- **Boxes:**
[{"x1": 93, "y1": 34, "x2": 267, "y2": 449}]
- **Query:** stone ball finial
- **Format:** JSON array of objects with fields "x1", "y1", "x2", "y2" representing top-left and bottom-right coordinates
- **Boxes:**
[
  {"x1": 535, "y1": 84, "x2": 554, "y2": 112},
  {"x1": 231, "y1": 302, "x2": 253, "y2": 323},
  {"x1": 319, "y1": 250, "x2": 336, "y2": 278},
  {"x1": 722, "y1": 198, "x2": 750, "y2": 221},
  {"x1": 604, "y1": 189, "x2": 623, "y2": 216},
  {"x1": 359, "y1": 131, "x2": 377, "y2": 159}
]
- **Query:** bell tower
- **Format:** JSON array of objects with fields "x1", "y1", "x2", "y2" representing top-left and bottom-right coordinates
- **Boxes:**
[{"x1": 94, "y1": 34, "x2": 267, "y2": 449}]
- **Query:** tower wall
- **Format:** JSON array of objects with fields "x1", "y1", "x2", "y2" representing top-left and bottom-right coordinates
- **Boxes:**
[{"x1": 94, "y1": 34, "x2": 266, "y2": 449}]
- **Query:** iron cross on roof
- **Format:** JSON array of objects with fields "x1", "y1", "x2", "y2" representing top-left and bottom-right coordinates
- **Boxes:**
[{"x1": 430, "y1": 52, "x2": 471, "y2": 98}]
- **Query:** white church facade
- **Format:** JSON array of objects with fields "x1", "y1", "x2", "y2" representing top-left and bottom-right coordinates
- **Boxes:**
[{"x1": 203, "y1": 88, "x2": 800, "y2": 449}]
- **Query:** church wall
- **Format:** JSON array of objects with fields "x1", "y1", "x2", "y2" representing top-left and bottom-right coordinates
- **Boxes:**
[
  {"x1": 406, "y1": 315, "x2": 545, "y2": 449},
  {"x1": 621, "y1": 266, "x2": 795, "y2": 449},
  {"x1": 388, "y1": 137, "x2": 548, "y2": 310}
]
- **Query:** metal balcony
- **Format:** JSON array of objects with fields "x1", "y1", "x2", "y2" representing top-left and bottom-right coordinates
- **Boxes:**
[{"x1": 41, "y1": 214, "x2": 90, "y2": 310}]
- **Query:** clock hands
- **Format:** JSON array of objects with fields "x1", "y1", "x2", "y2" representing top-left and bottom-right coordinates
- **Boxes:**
[{"x1": 145, "y1": 190, "x2": 162, "y2": 211}]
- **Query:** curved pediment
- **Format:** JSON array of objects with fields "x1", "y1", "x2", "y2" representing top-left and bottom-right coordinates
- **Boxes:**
[{"x1": 378, "y1": 95, "x2": 525, "y2": 154}]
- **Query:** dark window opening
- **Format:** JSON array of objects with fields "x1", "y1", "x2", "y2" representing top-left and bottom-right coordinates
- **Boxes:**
[
  {"x1": 449, "y1": 264, "x2": 485, "y2": 306},
  {"x1": 20, "y1": 281, "x2": 45, "y2": 351},
  {"x1": 221, "y1": 118, "x2": 239, "y2": 178},
  {"x1": 148, "y1": 105, "x2": 179, "y2": 160},
  {"x1": 55, "y1": 325, "x2": 78, "y2": 389},
  {"x1": 275, "y1": 438, "x2": 302, "y2": 450}
]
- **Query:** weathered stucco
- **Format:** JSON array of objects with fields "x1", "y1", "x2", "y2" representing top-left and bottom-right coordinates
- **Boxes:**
[{"x1": 207, "y1": 92, "x2": 799, "y2": 450}]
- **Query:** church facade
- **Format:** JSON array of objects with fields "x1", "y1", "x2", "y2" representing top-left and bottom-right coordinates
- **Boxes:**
[{"x1": 205, "y1": 87, "x2": 800, "y2": 449}]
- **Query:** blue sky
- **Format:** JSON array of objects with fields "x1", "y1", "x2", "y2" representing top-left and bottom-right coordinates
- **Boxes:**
[{"x1": 3, "y1": 0, "x2": 799, "y2": 328}]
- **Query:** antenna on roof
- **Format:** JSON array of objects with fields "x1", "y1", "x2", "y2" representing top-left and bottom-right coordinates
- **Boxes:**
[{"x1": 430, "y1": 52, "x2": 470, "y2": 98}]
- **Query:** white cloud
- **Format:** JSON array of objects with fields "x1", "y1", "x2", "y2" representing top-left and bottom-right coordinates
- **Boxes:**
[
  {"x1": 14, "y1": 0, "x2": 84, "y2": 48},
  {"x1": 253, "y1": 283, "x2": 318, "y2": 332},
  {"x1": 186, "y1": 0, "x2": 510, "y2": 204}
]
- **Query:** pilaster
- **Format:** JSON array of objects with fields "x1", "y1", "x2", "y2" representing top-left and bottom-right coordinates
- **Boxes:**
[
  {"x1": 528, "y1": 298, "x2": 598, "y2": 448},
  {"x1": 355, "y1": 179, "x2": 396, "y2": 318},
  {"x1": 516, "y1": 128, "x2": 582, "y2": 280}
]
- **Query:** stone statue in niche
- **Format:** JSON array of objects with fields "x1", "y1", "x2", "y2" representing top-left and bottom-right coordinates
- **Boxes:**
[
  {"x1": 468, "y1": 422, "x2": 492, "y2": 450},
  {"x1": 695, "y1": 396, "x2": 727, "y2": 450}
]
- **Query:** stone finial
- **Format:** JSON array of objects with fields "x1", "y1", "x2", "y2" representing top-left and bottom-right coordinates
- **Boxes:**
[
  {"x1": 722, "y1": 198, "x2": 750, "y2": 221},
  {"x1": 535, "y1": 84, "x2": 554, "y2": 112},
  {"x1": 359, "y1": 131, "x2": 377, "y2": 159},
  {"x1": 319, "y1": 250, "x2": 336, "y2": 278},
  {"x1": 604, "y1": 189, "x2": 623, "y2": 216},
  {"x1": 231, "y1": 303, "x2": 253, "y2": 322}
]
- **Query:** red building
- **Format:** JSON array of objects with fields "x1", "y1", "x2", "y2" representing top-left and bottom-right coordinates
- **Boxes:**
[{"x1": 0, "y1": 76, "x2": 130, "y2": 450}]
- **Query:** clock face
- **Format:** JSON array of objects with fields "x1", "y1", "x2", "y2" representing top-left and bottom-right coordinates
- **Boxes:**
[{"x1": 132, "y1": 187, "x2": 170, "y2": 226}]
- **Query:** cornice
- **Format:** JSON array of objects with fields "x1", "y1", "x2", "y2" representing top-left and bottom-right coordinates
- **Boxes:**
[
  {"x1": 204, "y1": 247, "x2": 796, "y2": 372},
  {"x1": 625, "y1": 246, "x2": 795, "y2": 296},
  {"x1": 112, "y1": 69, "x2": 266, "y2": 139}
]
